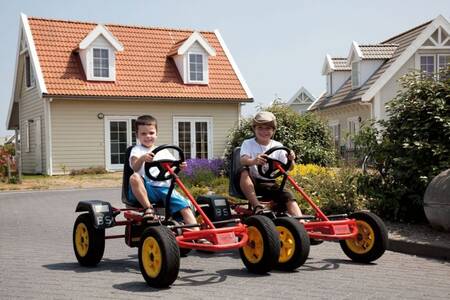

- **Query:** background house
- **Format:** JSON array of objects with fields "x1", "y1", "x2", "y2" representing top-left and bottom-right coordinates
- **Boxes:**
[
  {"x1": 285, "y1": 86, "x2": 316, "y2": 114},
  {"x1": 309, "y1": 15, "x2": 450, "y2": 153},
  {"x1": 6, "y1": 14, "x2": 253, "y2": 175}
]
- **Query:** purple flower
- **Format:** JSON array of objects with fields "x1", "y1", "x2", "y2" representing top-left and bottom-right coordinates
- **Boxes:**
[{"x1": 183, "y1": 158, "x2": 224, "y2": 177}]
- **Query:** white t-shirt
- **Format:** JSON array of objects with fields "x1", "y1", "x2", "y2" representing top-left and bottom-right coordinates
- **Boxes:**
[
  {"x1": 240, "y1": 138, "x2": 287, "y2": 180},
  {"x1": 129, "y1": 144, "x2": 176, "y2": 187}
]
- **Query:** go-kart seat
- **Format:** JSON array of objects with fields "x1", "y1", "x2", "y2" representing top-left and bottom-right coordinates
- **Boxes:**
[
  {"x1": 228, "y1": 147, "x2": 246, "y2": 199},
  {"x1": 121, "y1": 146, "x2": 143, "y2": 208}
]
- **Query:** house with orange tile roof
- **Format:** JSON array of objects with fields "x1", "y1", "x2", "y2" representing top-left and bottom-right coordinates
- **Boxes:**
[
  {"x1": 6, "y1": 14, "x2": 253, "y2": 175},
  {"x1": 309, "y1": 15, "x2": 450, "y2": 152}
]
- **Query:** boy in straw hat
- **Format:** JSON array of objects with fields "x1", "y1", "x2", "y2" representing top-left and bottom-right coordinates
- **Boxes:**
[{"x1": 238, "y1": 111, "x2": 302, "y2": 216}]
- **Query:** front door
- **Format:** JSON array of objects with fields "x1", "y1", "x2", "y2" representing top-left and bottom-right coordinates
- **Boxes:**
[{"x1": 105, "y1": 117, "x2": 136, "y2": 170}]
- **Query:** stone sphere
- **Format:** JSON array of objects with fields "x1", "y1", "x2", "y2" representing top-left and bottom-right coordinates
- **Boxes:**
[{"x1": 423, "y1": 169, "x2": 450, "y2": 231}]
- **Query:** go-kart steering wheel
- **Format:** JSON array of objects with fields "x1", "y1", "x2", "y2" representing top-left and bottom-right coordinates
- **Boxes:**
[
  {"x1": 257, "y1": 146, "x2": 293, "y2": 179},
  {"x1": 144, "y1": 145, "x2": 185, "y2": 181}
]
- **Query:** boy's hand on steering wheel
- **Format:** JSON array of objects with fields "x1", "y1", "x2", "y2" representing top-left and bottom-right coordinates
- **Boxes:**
[
  {"x1": 143, "y1": 152, "x2": 155, "y2": 162},
  {"x1": 254, "y1": 154, "x2": 268, "y2": 166},
  {"x1": 287, "y1": 150, "x2": 296, "y2": 161}
]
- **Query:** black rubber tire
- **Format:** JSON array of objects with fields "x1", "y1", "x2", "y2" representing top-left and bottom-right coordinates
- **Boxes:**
[
  {"x1": 73, "y1": 213, "x2": 105, "y2": 267},
  {"x1": 309, "y1": 238, "x2": 324, "y2": 246},
  {"x1": 139, "y1": 226, "x2": 180, "y2": 288},
  {"x1": 239, "y1": 215, "x2": 280, "y2": 274},
  {"x1": 273, "y1": 217, "x2": 310, "y2": 271},
  {"x1": 339, "y1": 211, "x2": 388, "y2": 263}
]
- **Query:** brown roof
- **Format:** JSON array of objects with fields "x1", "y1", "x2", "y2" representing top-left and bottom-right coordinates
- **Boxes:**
[
  {"x1": 331, "y1": 57, "x2": 351, "y2": 71},
  {"x1": 28, "y1": 17, "x2": 251, "y2": 101},
  {"x1": 310, "y1": 20, "x2": 431, "y2": 110},
  {"x1": 359, "y1": 44, "x2": 399, "y2": 59}
]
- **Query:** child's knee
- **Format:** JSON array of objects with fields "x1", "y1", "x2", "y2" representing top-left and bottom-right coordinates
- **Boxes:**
[{"x1": 130, "y1": 173, "x2": 143, "y2": 186}]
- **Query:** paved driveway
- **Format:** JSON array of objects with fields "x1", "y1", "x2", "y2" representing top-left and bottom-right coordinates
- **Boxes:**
[{"x1": 0, "y1": 188, "x2": 449, "y2": 299}]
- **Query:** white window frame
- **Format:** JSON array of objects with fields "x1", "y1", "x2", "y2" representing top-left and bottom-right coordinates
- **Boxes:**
[
  {"x1": 328, "y1": 120, "x2": 340, "y2": 149},
  {"x1": 416, "y1": 53, "x2": 450, "y2": 75},
  {"x1": 104, "y1": 116, "x2": 138, "y2": 170},
  {"x1": 173, "y1": 117, "x2": 213, "y2": 159},
  {"x1": 326, "y1": 74, "x2": 332, "y2": 95},
  {"x1": 92, "y1": 47, "x2": 110, "y2": 79},
  {"x1": 187, "y1": 52, "x2": 208, "y2": 84},
  {"x1": 351, "y1": 61, "x2": 360, "y2": 89},
  {"x1": 347, "y1": 116, "x2": 360, "y2": 150},
  {"x1": 25, "y1": 53, "x2": 35, "y2": 90}
]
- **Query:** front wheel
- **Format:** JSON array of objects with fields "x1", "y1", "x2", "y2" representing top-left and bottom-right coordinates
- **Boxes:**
[
  {"x1": 339, "y1": 211, "x2": 388, "y2": 263},
  {"x1": 73, "y1": 213, "x2": 105, "y2": 266},
  {"x1": 274, "y1": 217, "x2": 310, "y2": 271},
  {"x1": 139, "y1": 226, "x2": 180, "y2": 288},
  {"x1": 239, "y1": 215, "x2": 280, "y2": 274}
]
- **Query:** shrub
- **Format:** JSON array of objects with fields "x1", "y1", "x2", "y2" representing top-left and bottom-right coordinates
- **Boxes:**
[
  {"x1": 354, "y1": 68, "x2": 450, "y2": 222},
  {"x1": 223, "y1": 104, "x2": 335, "y2": 174},
  {"x1": 289, "y1": 165, "x2": 368, "y2": 215},
  {"x1": 70, "y1": 166, "x2": 108, "y2": 176}
]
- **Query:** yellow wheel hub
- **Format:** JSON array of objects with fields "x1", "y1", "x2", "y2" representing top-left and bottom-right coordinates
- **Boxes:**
[
  {"x1": 142, "y1": 237, "x2": 162, "y2": 278},
  {"x1": 75, "y1": 223, "x2": 89, "y2": 257},
  {"x1": 243, "y1": 226, "x2": 264, "y2": 263},
  {"x1": 345, "y1": 220, "x2": 375, "y2": 254},
  {"x1": 276, "y1": 226, "x2": 295, "y2": 263}
]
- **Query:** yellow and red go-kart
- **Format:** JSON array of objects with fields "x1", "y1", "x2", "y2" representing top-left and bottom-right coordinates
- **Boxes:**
[
  {"x1": 219, "y1": 146, "x2": 388, "y2": 265},
  {"x1": 72, "y1": 145, "x2": 281, "y2": 288}
]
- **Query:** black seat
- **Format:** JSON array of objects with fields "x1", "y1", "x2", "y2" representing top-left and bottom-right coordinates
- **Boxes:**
[
  {"x1": 228, "y1": 147, "x2": 245, "y2": 199},
  {"x1": 121, "y1": 146, "x2": 143, "y2": 208}
]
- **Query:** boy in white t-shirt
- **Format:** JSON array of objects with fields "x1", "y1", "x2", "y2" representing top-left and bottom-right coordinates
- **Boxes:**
[
  {"x1": 128, "y1": 115, "x2": 198, "y2": 227},
  {"x1": 239, "y1": 111, "x2": 302, "y2": 216}
]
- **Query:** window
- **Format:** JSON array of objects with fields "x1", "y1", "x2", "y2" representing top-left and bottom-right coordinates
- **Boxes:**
[
  {"x1": 347, "y1": 117, "x2": 360, "y2": 150},
  {"x1": 105, "y1": 117, "x2": 137, "y2": 170},
  {"x1": 24, "y1": 120, "x2": 30, "y2": 153},
  {"x1": 174, "y1": 117, "x2": 212, "y2": 159},
  {"x1": 351, "y1": 61, "x2": 359, "y2": 88},
  {"x1": 93, "y1": 48, "x2": 109, "y2": 78},
  {"x1": 326, "y1": 74, "x2": 332, "y2": 95},
  {"x1": 419, "y1": 54, "x2": 450, "y2": 78},
  {"x1": 329, "y1": 121, "x2": 340, "y2": 150},
  {"x1": 25, "y1": 54, "x2": 35, "y2": 88},
  {"x1": 189, "y1": 53, "x2": 204, "y2": 82}
]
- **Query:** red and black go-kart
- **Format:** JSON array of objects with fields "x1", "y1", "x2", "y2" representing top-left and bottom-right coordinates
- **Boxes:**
[
  {"x1": 72, "y1": 145, "x2": 280, "y2": 288},
  {"x1": 198, "y1": 146, "x2": 388, "y2": 266}
]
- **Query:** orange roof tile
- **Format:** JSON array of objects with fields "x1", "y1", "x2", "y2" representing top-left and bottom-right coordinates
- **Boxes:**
[{"x1": 28, "y1": 17, "x2": 251, "y2": 101}]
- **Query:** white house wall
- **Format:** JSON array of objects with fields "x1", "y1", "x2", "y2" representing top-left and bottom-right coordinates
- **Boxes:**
[
  {"x1": 18, "y1": 65, "x2": 45, "y2": 174},
  {"x1": 360, "y1": 60, "x2": 384, "y2": 86},
  {"x1": 331, "y1": 71, "x2": 350, "y2": 94},
  {"x1": 378, "y1": 56, "x2": 416, "y2": 119},
  {"x1": 49, "y1": 99, "x2": 239, "y2": 174}
]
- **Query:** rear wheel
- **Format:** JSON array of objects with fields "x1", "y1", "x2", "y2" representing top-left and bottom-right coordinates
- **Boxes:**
[
  {"x1": 274, "y1": 217, "x2": 310, "y2": 271},
  {"x1": 339, "y1": 211, "x2": 388, "y2": 263},
  {"x1": 239, "y1": 215, "x2": 280, "y2": 274},
  {"x1": 73, "y1": 213, "x2": 105, "y2": 266},
  {"x1": 139, "y1": 226, "x2": 180, "y2": 288}
]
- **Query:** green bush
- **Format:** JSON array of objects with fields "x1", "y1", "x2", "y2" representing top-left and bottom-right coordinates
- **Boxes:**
[
  {"x1": 289, "y1": 167, "x2": 368, "y2": 215},
  {"x1": 224, "y1": 104, "x2": 335, "y2": 173},
  {"x1": 354, "y1": 68, "x2": 450, "y2": 222}
]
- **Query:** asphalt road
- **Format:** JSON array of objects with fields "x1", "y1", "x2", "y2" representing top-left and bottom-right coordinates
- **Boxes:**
[{"x1": 0, "y1": 188, "x2": 449, "y2": 299}]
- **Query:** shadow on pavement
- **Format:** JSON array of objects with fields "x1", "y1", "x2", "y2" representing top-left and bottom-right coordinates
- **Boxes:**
[{"x1": 42, "y1": 255, "x2": 140, "y2": 274}]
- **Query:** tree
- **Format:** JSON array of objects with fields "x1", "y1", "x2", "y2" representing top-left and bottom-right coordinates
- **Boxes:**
[
  {"x1": 223, "y1": 104, "x2": 335, "y2": 173},
  {"x1": 356, "y1": 68, "x2": 450, "y2": 221}
]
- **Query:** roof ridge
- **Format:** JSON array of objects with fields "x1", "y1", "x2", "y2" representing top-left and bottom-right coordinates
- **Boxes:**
[
  {"x1": 27, "y1": 15, "x2": 215, "y2": 34},
  {"x1": 359, "y1": 43, "x2": 399, "y2": 47},
  {"x1": 381, "y1": 19, "x2": 432, "y2": 44}
]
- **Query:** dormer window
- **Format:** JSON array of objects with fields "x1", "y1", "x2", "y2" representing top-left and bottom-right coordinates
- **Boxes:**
[
  {"x1": 189, "y1": 53, "x2": 204, "y2": 82},
  {"x1": 78, "y1": 24, "x2": 123, "y2": 82},
  {"x1": 351, "y1": 61, "x2": 360, "y2": 88},
  {"x1": 93, "y1": 48, "x2": 109, "y2": 78},
  {"x1": 168, "y1": 31, "x2": 216, "y2": 85}
]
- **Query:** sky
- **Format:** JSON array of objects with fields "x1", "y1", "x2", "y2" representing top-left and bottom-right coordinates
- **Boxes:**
[{"x1": 1, "y1": 0, "x2": 449, "y2": 137}]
